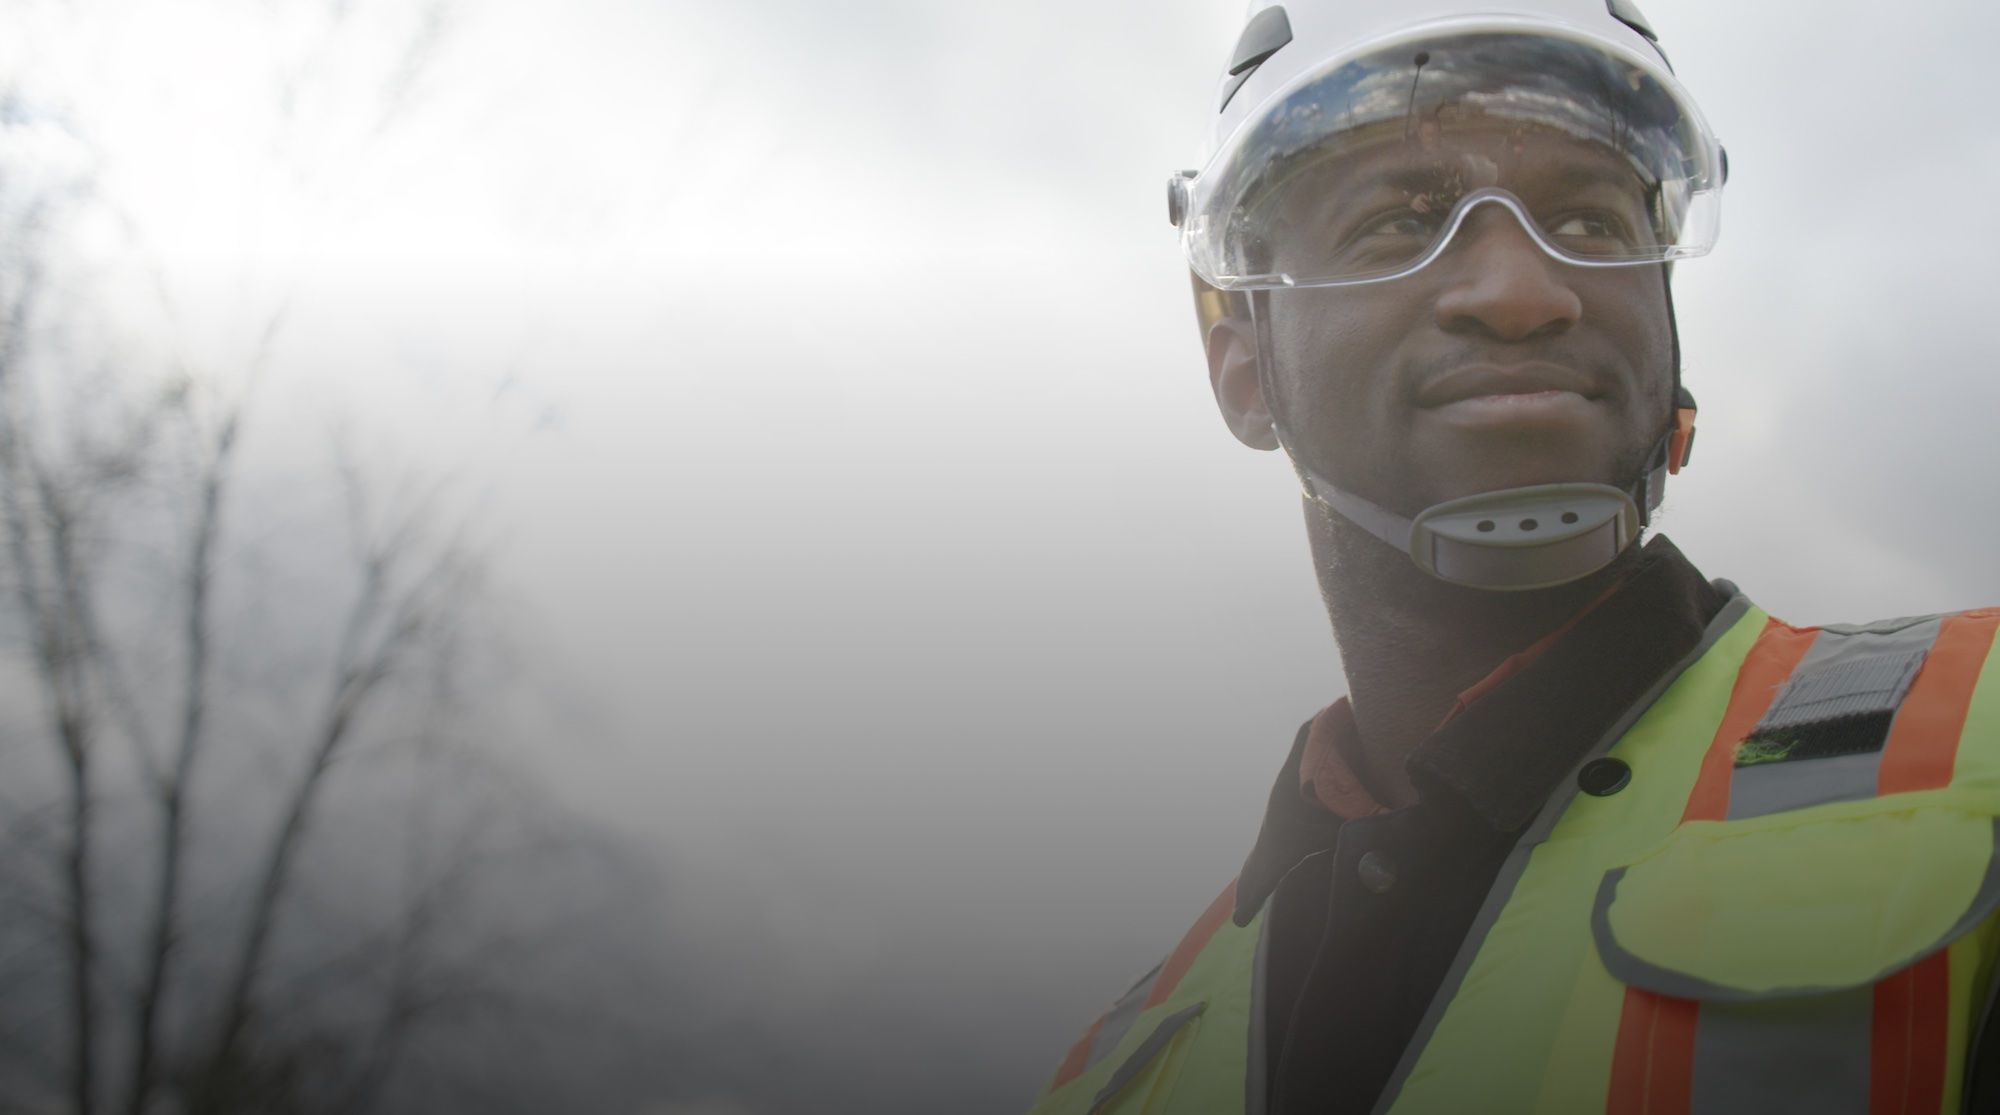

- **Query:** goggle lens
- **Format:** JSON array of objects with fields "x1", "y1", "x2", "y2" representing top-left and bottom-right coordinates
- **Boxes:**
[{"x1": 1180, "y1": 29, "x2": 1722, "y2": 289}]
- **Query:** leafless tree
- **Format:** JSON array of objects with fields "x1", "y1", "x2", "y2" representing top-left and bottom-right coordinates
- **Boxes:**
[
  {"x1": 0, "y1": 83, "x2": 135, "y2": 1115},
  {"x1": 0, "y1": 5, "x2": 646, "y2": 1115}
]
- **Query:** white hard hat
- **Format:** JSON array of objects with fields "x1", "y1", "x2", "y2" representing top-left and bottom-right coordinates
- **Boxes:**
[
  {"x1": 1170, "y1": 0, "x2": 1724, "y2": 292},
  {"x1": 1174, "y1": 1, "x2": 1721, "y2": 591},
  {"x1": 1208, "y1": 0, "x2": 1677, "y2": 155}
]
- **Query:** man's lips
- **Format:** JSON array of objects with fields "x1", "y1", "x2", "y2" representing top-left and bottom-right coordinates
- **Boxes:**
[{"x1": 1413, "y1": 362, "x2": 1601, "y2": 408}]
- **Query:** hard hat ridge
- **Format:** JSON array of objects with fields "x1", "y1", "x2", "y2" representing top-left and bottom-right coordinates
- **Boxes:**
[
  {"x1": 1203, "y1": 1, "x2": 1685, "y2": 158},
  {"x1": 1219, "y1": 6, "x2": 1294, "y2": 112}
]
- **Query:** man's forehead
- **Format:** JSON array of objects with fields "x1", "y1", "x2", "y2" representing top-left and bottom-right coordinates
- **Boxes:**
[{"x1": 1257, "y1": 120, "x2": 1653, "y2": 209}]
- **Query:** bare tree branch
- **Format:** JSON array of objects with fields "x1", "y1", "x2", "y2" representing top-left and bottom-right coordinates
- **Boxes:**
[
  {"x1": 190, "y1": 463, "x2": 476, "y2": 1112},
  {"x1": 0, "y1": 11, "x2": 656, "y2": 1115},
  {"x1": 124, "y1": 307, "x2": 282, "y2": 1115},
  {"x1": 5, "y1": 450, "x2": 102, "y2": 1115}
]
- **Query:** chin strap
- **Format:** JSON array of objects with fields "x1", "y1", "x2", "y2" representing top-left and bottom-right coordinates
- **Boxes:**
[
  {"x1": 1245, "y1": 288, "x2": 1699, "y2": 592},
  {"x1": 1288, "y1": 387, "x2": 1697, "y2": 592}
]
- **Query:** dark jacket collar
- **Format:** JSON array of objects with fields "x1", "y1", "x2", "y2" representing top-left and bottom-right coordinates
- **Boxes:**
[{"x1": 1234, "y1": 535, "x2": 1727, "y2": 924}]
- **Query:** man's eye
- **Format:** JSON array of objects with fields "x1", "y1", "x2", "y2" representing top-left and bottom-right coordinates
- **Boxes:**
[
  {"x1": 1546, "y1": 211, "x2": 1639, "y2": 247},
  {"x1": 1321, "y1": 209, "x2": 1442, "y2": 270},
  {"x1": 1357, "y1": 211, "x2": 1438, "y2": 239}
]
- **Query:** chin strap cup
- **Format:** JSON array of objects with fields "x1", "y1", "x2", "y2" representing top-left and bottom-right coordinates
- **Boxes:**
[
  {"x1": 1317, "y1": 482, "x2": 1642, "y2": 591},
  {"x1": 1249, "y1": 289, "x2": 1697, "y2": 592},
  {"x1": 1298, "y1": 399, "x2": 1689, "y2": 592}
]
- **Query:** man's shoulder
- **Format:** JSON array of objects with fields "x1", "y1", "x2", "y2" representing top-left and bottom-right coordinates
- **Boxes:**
[
  {"x1": 1034, "y1": 878, "x2": 1247, "y2": 1105},
  {"x1": 1723, "y1": 603, "x2": 1999, "y2": 762}
]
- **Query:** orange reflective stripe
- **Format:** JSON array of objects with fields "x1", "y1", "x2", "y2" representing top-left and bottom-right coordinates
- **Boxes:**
[
  {"x1": 1607, "y1": 988, "x2": 1698, "y2": 1115},
  {"x1": 1907, "y1": 951, "x2": 1952, "y2": 1115},
  {"x1": 1143, "y1": 879, "x2": 1237, "y2": 1009},
  {"x1": 1681, "y1": 619, "x2": 1820, "y2": 822},
  {"x1": 1609, "y1": 619, "x2": 1817, "y2": 1112},
  {"x1": 1050, "y1": 1012, "x2": 1109, "y2": 1091},
  {"x1": 1609, "y1": 611, "x2": 1996, "y2": 1115},
  {"x1": 1866, "y1": 610, "x2": 1998, "y2": 1112},
  {"x1": 1871, "y1": 962, "x2": 1916, "y2": 1115},
  {"x1": 1869, "y1": 950, "x2": 1952, "y2": 1115},
  {"x1": 1046, "y1": 879, "x2": 1238, "y2": 1096},
  {"x1": 1877, "y1": 610, "x2": 2000, "y2": 795}
]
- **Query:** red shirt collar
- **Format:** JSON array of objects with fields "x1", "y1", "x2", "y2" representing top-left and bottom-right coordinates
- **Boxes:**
[
  {"x1": 1296, "y1": 578, "x2": 1626, "y2": 819},
  {"x1": 1297, "y1": 698, "x2": 1388, "y2": 819}
]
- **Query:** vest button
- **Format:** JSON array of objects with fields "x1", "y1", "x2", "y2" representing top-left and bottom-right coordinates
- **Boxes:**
[
  {"x1": 1356, "y1": 849, "x2": 1398, "y2": 894},
  {"x1": 1578, "y1": 757, "x2": 1632, "y2": 797}
]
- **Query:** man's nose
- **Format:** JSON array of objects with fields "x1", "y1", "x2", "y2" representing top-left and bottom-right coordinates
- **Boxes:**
[{"x1": 1431, "y1": 205, "x2": 1583, "y2": 342}]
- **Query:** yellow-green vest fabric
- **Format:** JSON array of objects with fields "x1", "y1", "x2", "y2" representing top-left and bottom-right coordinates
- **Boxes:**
[{"x1": 1030, "y1": 601, "x2": 2000, "y2": 1115}]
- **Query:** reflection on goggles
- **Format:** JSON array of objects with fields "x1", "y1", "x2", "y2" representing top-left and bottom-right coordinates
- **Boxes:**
[
  {"x1": 1266, "y1": 186, "x2": 1665, "y2": 286},
  {"x1": 1179, "y1": 29, "x2": 1722, "y2": 290},
  {"x1": 1250, "y1": 129, "x2": 1679, "y2": 285}
]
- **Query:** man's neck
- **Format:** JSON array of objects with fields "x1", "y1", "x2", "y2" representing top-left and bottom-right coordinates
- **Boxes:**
[{"x1": 1306, "y1": 499, "x2": 1644, "y2": 809}]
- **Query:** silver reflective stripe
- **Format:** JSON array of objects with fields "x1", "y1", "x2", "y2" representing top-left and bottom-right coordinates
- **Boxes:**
[
  {"x1": 1758, "y1": 649, "x2": 1927, "y2": 731},
  {"x1": 1755, "y1": 620, "x2": 1938, "y2": 733},
  {"x1": 1726, "y1": 617, "x2": 1942, "y2": 820},
  {"x1": 1368, "y1": 593, "x2": 1757, "y2": 1115},
  {"x1": 1088, "y1": 964, "x2": 1164, "y2": 1068},
  {"x1": 1728, "y1": 750, "x2": 1880, "y2": 819},
  {"x1": 1822, "y1": 614, "x2": 1943, "y2": 637},
  {"x1": 1087, "y1": 1002, "x2": 1206, "y2": 1115},
  {"x1": 1690, "y1": 988, "x2": 1873, "y2": 1115}
]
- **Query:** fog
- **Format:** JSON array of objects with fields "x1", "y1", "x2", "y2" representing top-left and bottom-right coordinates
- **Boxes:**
[{"x1": 2, "y1": 0, "x2": 1997, "y2": 1111}]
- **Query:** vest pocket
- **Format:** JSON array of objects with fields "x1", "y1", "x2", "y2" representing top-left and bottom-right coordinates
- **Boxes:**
[
  {"x1": 1589, "y1": 793, "x2": 2000, "y2": 1113},
  {"x1": 1086, "y1": 1002, "x2": 1206, "y2": 1115},
  {"x1": 1593, "y1": 792, "x2": 2000, "y2": 1000}
]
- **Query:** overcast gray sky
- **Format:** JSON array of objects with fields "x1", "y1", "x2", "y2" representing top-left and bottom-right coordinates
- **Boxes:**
[{"x1": 10, "y1": 0, "x2": 2000, "y2": 1108}]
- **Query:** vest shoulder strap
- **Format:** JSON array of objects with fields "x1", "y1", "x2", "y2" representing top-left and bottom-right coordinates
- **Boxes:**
[{"x1": 1034, "y1": 877, "x2": 1269, "y2": 1115}]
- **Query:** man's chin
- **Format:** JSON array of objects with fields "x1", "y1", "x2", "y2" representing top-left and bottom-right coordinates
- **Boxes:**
[
  {"x1": 1415, "y1": 452, "x2": 1630, "y2": 508},
  {"x1": 1406, "y1": 399, "x2": 1634, "y2": 489}
]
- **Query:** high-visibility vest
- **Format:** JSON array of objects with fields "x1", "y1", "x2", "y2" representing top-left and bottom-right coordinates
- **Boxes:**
[{"x1": 1030, "y1": 600, "x2": 2000, "y2": 1114}]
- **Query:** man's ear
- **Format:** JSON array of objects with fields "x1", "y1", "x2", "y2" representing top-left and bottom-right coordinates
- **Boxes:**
[{"x1": 1206, "y1": 315, "x2": 1279, "y2": 450}]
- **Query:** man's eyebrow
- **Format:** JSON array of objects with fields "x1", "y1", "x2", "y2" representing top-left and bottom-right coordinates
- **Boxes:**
[
  {"x1": 1306, "y1": 164, "x2": 1459, "y2": 225},
  {"x1": 1545, "y1": 160, "x2": 1654, "y2": 193},
  {"x1": 1337, "y1": 157, "x2": 1652, "y2": 204},
  {"x1": 1377, "y1": 164, "x2": 1461, "y2": 191},
  {"x1": 1263, "y1": 161, "x2": 1454, "y2": 232},
  {"x1": 1314, "y1": 161, "x2": 1460, "y2": 205},
  {"x1": 1277, "y1": 149, "x2": 1653, "y2": 225}
]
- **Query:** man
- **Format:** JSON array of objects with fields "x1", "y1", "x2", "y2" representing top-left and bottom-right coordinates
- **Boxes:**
[{"x1": 1029, "y1": 2, "x2": 2000, "y2": 1113}]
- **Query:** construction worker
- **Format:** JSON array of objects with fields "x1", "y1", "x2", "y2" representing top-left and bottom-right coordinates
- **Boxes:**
[{"x1": 1030, "y1": 2, "x2": 2000, "y2": 1113}]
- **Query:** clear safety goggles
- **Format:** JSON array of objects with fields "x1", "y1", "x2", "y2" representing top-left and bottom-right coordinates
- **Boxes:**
[{"x1": 1170, "y1": 26, "x2": 1725, "y2": 290}]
